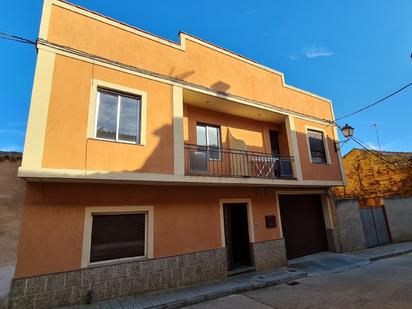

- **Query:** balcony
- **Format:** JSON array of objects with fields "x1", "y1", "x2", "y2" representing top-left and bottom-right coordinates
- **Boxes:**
[{"x1": 184, "y1": 144, "x2": 295, "y2": 179}]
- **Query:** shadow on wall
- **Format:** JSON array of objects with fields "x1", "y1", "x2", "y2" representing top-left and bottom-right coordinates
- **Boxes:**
[
  {"x1": 211, "y1": 81, "x2": 230, "y2": 94},
  {"x1": 226, "y1": 128, "x2": 247, "y2": 151},
  {"x1": 168, "y1": 67, "x2": 195, "y2": 80}
]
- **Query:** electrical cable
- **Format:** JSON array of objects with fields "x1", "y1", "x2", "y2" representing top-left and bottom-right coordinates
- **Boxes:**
[{"x1": 335, "y1": 81, "x2": 412, "y2": 121}]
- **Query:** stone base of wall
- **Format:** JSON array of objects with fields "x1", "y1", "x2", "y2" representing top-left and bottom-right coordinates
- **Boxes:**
[
  {"x1": 326, "y1": 229, "x2": 342, "y2": 253},
  {"x1": 251, "y1": 239, "x2": 287, "y2": 271},
  {"x1": 8, "y1": 248, "x2": 227, "y2": 309}
]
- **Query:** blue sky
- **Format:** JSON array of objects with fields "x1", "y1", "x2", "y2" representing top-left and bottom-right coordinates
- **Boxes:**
[{"x1": 1, "y1": 0, "x2": 411, "y2": 154}]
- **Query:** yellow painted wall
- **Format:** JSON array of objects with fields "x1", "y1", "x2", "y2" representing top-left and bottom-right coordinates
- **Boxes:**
[
  {"x1": 42, "y1": 55, "x2": 174, "y2": 173},
  {"x1": 47, "y1": 3, "x2": 333, "y2": 120},
  {"x1": 294, "y1": 118, "x2": 342, "y2": 181}
]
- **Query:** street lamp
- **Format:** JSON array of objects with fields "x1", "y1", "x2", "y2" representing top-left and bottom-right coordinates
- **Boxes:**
[{"x1": 341, "y1": 123, "x2": 354, "y2": 139}]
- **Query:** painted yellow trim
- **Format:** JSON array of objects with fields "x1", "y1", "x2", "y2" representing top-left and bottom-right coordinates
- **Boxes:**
[
  {"x1": 81, "y1": 205, "x2": 154, "y2": 268},
  {"x1": 18, "y1": 166, "x2": 344, "y2": 187},
  {"x1": 21, "y1": 49, "x2": 56, "y2": 170},
  {"x1": 321, "y1": 194, "x2": 334, "y2": 229},
  {"x1": 38, "y1": 43, "x2": 332, "y2": 126},
  {"x1": 219, "y1": 199, "x2": 255, "y2": 248},
  {"x1": 173, "y1": 86, "x2": 184, "y2": 175},
  {"x1": 47, "y1": 0, "x2": 333, "y2": 106},
  {"x1": 39, "y1": 0, "x2": 52, "y2": 39},
  {"x1": 87, "y1": 79, "x2": 148, "y2": 145},
  {"x1": 285, "y1": 116, "x2": 303, "y2": 180},
  {"x1": 274, "y1": 194, "x2": 283, "y2": 238},
  {"x1": 333, "y1": 125, "x2": 347, "y2": 184},
  {"x1": 305, "y1": 125, "x2": 332, "y2": 165}
]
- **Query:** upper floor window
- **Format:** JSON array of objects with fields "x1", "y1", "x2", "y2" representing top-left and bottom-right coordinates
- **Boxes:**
[
  {"x1": 196, "y1": 123, "x2": 221, "y2": 160},
  {"x1": 95, "y1": 89, "x2": 141, "y2": 144},
  {"x1": 307, "y1": 129, "x2": 327, "y2": 164}
]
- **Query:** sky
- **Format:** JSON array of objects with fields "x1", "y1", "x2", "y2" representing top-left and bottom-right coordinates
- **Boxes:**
[{"x1": 1, "y1": 0, "x2": 411, "y2": 154}]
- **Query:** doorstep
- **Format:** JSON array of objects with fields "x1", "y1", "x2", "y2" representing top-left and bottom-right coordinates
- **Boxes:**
[{"x1": 63, "y1": 268, "x2": 306, "y2": 309}]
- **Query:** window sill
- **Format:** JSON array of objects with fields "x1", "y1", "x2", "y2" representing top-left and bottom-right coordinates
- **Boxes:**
[
  {"x1": 310, "y1": 161, "x2": 332, "y2": 166},
  {"x1": 86, "y1": 255, "x2": 147, "y2": 268},
  {"x1": 88, "y1": 137, "x2": 145, "y2": 147}
]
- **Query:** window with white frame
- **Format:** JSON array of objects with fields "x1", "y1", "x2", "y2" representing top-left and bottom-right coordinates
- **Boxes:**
[
  {"x1": 95, "y1": 88, "x2": 141, "y2": 144},
  {"x1": 90, "y1": 213, "x2": 146, "y2": 263},
  {"x1": 196, "y1": 123, "x2": 221, "y2": 160},
  {"x1": 307, "y1": 129, "x2": 328, "y2": 164}
]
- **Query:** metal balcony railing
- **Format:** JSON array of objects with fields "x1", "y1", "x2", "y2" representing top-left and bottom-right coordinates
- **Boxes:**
[{"x1": 184, "y1": 144, "x2": 295, "y2": 179}]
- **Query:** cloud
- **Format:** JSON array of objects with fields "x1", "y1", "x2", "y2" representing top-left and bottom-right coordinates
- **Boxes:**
[
  {"x1": 303, "y1": 45, "x2": 333, "y2": 58},
  {"x1": 365, "y1": 142, "x2": 380, "y2": 150},
  {"x1": 288, "y1": 55, "x2": 297, "y2": 60}
]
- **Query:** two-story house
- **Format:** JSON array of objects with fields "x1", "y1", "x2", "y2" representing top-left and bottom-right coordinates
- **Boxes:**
[{"x1": 10, "y1": 0, "x2": 345, "y2": 307}]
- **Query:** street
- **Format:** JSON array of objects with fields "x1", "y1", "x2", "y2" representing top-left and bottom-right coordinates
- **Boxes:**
[{"x1": 183, "y1": 252, "x2": 412, "y2": 309}]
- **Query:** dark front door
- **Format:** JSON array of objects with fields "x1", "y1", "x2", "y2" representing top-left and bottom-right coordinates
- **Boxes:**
[
  {"x1": 223, "y1": 203, "x2": 251, "y2": 270},
  {"x1": 279, "y1": 194, "x2": 328, "y2": 259},
  {"x1": 269, "y1": 130, "x2": 280, "y2": 156}
]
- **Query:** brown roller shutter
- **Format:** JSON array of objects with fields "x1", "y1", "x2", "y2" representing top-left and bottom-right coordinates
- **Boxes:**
[
  {"x1": 279, "y1": 195, "x2": 328, "y2": 259},
  {"x1": 90, "y1": 213, "x2": 146, "y2": 263}
]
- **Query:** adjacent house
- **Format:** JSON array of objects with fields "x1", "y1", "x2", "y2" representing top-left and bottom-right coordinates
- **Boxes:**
[
  {"x1": 333, "y1": 149, "x2": 412, "y2": 251},
  {"x1": 10, "y1": 0, "x2": 345, "y2": 307},
  {"x1": 0, "y1": 152, "x2": 25, "y2": 308}
]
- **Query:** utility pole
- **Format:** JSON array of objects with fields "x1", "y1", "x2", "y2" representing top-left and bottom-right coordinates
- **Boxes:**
[{"x1": 370, "y1": 123, "x2": 381, "y2": 151}]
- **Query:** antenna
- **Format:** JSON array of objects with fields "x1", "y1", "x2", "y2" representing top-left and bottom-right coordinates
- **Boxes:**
[{"x1": 370, "y1": 123, "x2": 381, "y2": 151}]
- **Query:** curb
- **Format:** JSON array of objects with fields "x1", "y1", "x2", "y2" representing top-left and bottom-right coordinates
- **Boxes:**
[
  {"x1": 367, "y1": 248, "x2": 412, "y2": 261},
  {"x1": 150, "y1": 271, "x2": 306, "y2": 309}
]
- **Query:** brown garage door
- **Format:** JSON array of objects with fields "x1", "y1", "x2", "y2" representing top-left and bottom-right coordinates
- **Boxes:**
[{"x1": 279, "y1": 194, "x2": 328, "y2": 259}]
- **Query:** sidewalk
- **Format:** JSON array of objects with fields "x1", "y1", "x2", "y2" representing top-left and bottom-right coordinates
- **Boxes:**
[{"x1": 65, "y1": 241, "x2": 412, "y2": 309}]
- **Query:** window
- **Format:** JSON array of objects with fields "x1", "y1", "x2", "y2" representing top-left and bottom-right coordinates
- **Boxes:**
[
  {"x1": 196, "y1": 123, "x2": 221, "y2": 160},
  {"x1": 95, "y1": 89, "x2": 141, "y2": 144},
  {"x1": 90, "y1": 213, "x2": 146, "y2": 263},
  {"x1": 307, "y1": 129, "x2": 328, "y2": 164}
]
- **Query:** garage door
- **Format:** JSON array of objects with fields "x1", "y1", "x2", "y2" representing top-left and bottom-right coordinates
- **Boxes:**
[{"x1": 279, "y1": 194, "x2": 328, "y2": 259}]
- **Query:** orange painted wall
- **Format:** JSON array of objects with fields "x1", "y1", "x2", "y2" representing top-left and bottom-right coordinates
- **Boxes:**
[
  {"x1": 15, "y1": 183, "x2": 281, "y2": 278},
  {"x1": 184, "y1": 105, "x2": 289, "y2": 156},
  {"x1": 47, "y1": 3, "x2": 333, "y2": 121},
  {"x1": 294, "y1": 118, "x2": 342, "y2": 181},
  {"x1": 42, "y1": 55, "x2": 174, "y2": 173}
]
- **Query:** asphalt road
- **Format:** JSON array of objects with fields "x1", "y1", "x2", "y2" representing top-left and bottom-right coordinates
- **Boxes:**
[{"x1": 183, "y1": 252, "x2": 412, "y2": 309}]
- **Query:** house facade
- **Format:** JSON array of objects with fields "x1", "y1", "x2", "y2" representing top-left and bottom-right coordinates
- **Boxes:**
[{"x1": 10, "y1": 0, "x2": 345, "y2": 307}]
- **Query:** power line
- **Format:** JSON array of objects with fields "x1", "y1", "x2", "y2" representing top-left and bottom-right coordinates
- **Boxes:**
[
  {"x1": 0, "y1": 31, "x2": 36, "y2": 45},
  {"x1": 336, "y1": 81, "x2": 412, "y2": 121},
  {"x1": 350, "y1": 135, "x2": 410, "y2": 166}
]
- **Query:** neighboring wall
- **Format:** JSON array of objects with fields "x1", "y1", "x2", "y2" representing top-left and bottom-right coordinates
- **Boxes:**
[
  {"x1": 334, "y1": 149, "x2": 412, "y2": 199},
  {"x1": 384, "y1": 197, "x2": 412, "y2": 243},
  {"x1": 0, "y1": 153, "x2": 25, "y2": 307},
  {"x1": 15, "y1": 184, "x2": 282, "y2": 278},
  {"x1": 334, "y1": 199, "x2": 366, "y2": 251}
]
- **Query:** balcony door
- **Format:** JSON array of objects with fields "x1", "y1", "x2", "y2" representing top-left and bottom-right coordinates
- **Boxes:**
[
  {"x1": 269, "y1": 130, "x2": 280, "y2": 157},
  {"x1": 196, "y1": 123, "x2": 221, "y2": 160}
]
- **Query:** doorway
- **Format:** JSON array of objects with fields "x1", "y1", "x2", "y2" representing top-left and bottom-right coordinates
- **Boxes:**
[
  {"x1": 223, "y1": 203, "x2": 252, "y2": 271},
  {"x1": 269, "y1": 130, "x2": 280, "y2": 156}
]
